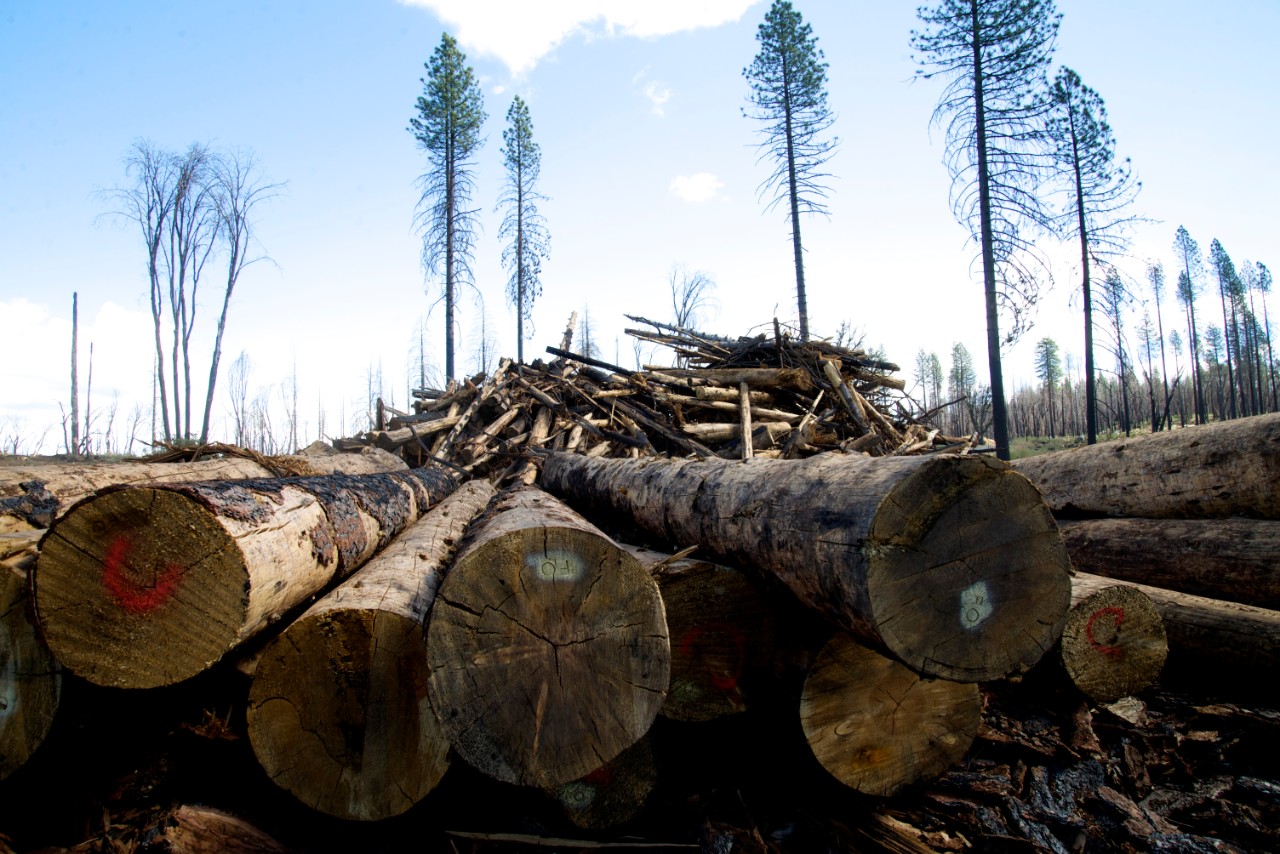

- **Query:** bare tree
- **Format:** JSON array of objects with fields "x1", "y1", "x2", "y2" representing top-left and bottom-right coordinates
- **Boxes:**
[
  {"x1": 669, "y1": 265, "x2": 718, "y2": 330},
  {"x1": 228, "y1": 350, "x2": 251, "y2": 447},
  {"x1": 70, "y1": 292, "x2": 80, "y2": 455}
]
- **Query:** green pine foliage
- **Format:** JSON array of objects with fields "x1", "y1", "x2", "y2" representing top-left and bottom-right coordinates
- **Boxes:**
[{"x1": 498, "y1": 96, "x2": 551, "y2": 365}]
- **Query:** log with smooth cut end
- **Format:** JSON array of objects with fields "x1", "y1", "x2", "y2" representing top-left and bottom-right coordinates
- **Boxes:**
[
  {"x1": 1061, "y1": 577, "x2": 1167, "y2": 704},
  {"x1": 800, "y1": 632, "x2": 980, "y2": 797},
  {"x1": 247, "y1": 480, "x2": 494, "y2": 821},
  {"x1": 0, "y1": 561, "x2": 60, "y2": 781},
  {"x1": 0, "y1": 447, "x2": 407, "y2": 533},
  {"x1": 33, "y1": 466, "x2": 456, "y2": 689},
  {"x1": 542, "y1": 452, "x2": 1071, "y2": 682},
  {"x1": 426, "y1": 486, "x2": 669, "y2": 789},
  {"x1": 624, "y1": 546, "x2": 775, "y2": 722},
  {"x1": 1011, "y1": 413, "x2": 1280, "y2": 519}
]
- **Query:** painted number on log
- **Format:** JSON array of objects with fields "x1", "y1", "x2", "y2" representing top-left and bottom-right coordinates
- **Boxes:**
[
  {"x1": 1086, "y1": 606, "x2": 1126, "y2": 657},
  {"x1": 959, "y1": 581, "x2": 993, "y2": 630},
  {"x1": 529, "y1": 550, "x2": 584, "y2": 583},
  {"x1": 101, "y1": 537, "x2": 184, "y2": 615}
]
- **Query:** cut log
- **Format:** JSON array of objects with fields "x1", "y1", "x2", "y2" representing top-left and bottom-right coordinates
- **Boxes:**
[
  {"x1": 1058, "y1": 517, "x2": 1280, "y2": 610},
  {"x1": 247, "y1": 480, "x2": 494, "y2": 821},
  {"x1": 1072, "y1": 571, "x2": 1280, "y2": 679},
  {"x1": 33, "y1": 466, "x2": 456, "y2": 688},
  {"x1": 0, "y1": 562, "x2": 60, "y2": 782},
  {"x1": 641, "y1": 367, "x2": 815, "y2": 392},
  {"x1": 1010, "y1": 414, "x2": 1280, "y2": 519},
  {"x1": 800, "y1": 632, "x2": 980, "y2": 797},
  {"x1": 0, "y1": 447, "x2": 407, "y2": 533},
  {"x1": 624, "y1": 546, "x2": 775, "y2": 722},
  {"x1": 426, "y1": 486, "x2": 669, "y2": 789},
  {"x1": 1061, "y1": 577, "x2": 1167, "y2": 704},
  {"x1": 159, "y1": 804, "x2": 293, "y2": 854},
  {"x1": 541, "y1": 452, "x2": 1071, "y2": 682},
  {"x1": 550, "y1": 736, "x2": 658, "y2": 830}
]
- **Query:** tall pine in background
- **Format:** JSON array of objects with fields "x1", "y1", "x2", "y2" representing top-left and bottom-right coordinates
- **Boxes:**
[
  {"x1": 409, "y1": 33, "x2": 486, "y2": 382},
  {"x1": 743, "y1": 0, "x2": 838, "y2": 342},
  {"x1": 912, "y1": 0, "x2": 1061, "y2": 461},
  {"x1": 498, "y1": 95, "x2": 550, "y2": 365},
  {"x1": 1045, "y1": 66, "x2": 1139, "y2": 444}
]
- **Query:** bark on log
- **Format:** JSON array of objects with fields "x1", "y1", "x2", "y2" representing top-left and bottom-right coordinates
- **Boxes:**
[
  {"x1": 0, "y1": 563, "x2": 60, "y2": 782},
  {"x1": 33, "y1": 466, "x2": 457, "y2": 688},
  {"x1": 624, "y1": 546, "x2": 775, "y2": 722},
  {"x1": 1010, "y1": 414, "x2": 1280, "y2": 519},
  {"x1": 1061, "y1": 577, "x2": 1167, "y2": 704},
  {"x1": 247, "y1": 480, "x2": 494, "y2": 821},
  {"x1": 1058, "y1": 517, "x2": 1280, "y2": 610},
  {"x1": 642, "y1": 367, "x2": 815, "y2": 392},
  {"x1": 1073, "y1": 571, "x2": 1280, "y2": 679},
  {"x1": 800, "y1": 632, "x2": 980, "y2": 797},
  {"x1": 0, "y1": 447, "x2": 407, "y2": 533},
  {"x1": 426, "y1": 486, "x2": 669, "y2": 789},
  {"x1": 541, "y1": 452, "x2": 1071, "y2": 682},
  {"x1": 159, "y1": 804, "x2": 293, "y2": 854}
]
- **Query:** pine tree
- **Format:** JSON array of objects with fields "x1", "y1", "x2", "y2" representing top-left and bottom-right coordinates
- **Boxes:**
[
  {"x1": 409, "y1": 33, "x2": 487, "y2": 381},
  {"x1": 912, "y1": 0, "x2": 1061, "y2": 460},
  {"x1": 1146, "y1": 262, "x2": 1172, "y2": 429},
  {"x1": 1033, "y1": 337, "x2": 1062, "y2": 437},
  {"x1": 743, "y1": 0, "x2": 838, "y2": 341},
  {"x1": 498, "y1": 96, "x2": 550, "y2": 365},
  {"x1": 1044, "y1": 66, "x2": 1139, "y2": 444},
  {"x1": 1208, "y1": 238, "x2": 1240, "y2": 419},
  {"x1": 1173, "y1": 226, "x2": 1207, "y2": 423}
]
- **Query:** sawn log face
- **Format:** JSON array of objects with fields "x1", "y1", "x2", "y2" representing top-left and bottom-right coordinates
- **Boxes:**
[{"x1": 541, "y1": 451, "x2": 1071, "y2": 682}]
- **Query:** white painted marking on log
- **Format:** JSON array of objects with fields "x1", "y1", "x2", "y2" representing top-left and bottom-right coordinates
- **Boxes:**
[
  {"x1": 959, "y1": 581, "x2": 993, "y2": 630},
  {"x1": 529, "y1": 550, "x2": 584, "y2": 582}
]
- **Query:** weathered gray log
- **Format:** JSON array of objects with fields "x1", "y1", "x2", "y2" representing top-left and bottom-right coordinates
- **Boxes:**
[
  {"x1": 33, "y1": 466, "x2": 456, "y2": 688},
  {"x1": 0, "y1": 446, "x2": 407, "y2": 533},
  {"x1": 1061, "y1": 576, "x2": 1167, "y2": 703},
  {"x1": 247, "y1": 480, "x2": 494, "y2": 821},
  {"x1": 542, "y1": 452, "x2": 1071, "y2": 682},
  {"x1": 426, "y1": 486, "x2": 669, "y2": 789},
  {"x1": 1011, "y1": 414, "x2": 1280, "y2": 519},
  {"x1": 1058, "y1": 517, "x2": 1280, "y2": 610}
]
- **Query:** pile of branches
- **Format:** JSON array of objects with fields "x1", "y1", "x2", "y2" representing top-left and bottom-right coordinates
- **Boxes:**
[{"x1": 350, "y1": 317, "x2": 984, "y2": 479}]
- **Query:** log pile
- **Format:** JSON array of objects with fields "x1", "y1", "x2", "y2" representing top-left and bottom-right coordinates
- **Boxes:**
[{"x1": 1, "y1": 328, "x2": 1278, "y2": 852}]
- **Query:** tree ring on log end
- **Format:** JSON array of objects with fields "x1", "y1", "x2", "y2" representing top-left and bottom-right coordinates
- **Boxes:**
[
  {"x1": 1061, "y1": 583, "x2": 1167, "y2": 703},
  {"x1": 867, "y1": 458, "x2": 1072, "y2": 682},
  {"x1": 427, "y1": 524, "x2": 669, "y2": 789},
  {"x1": 34, "y1": 488, "x2": 250, "y2": 688},
  {"x1": 248, "y1": 609, "x2": 448, "y2": 821},
  {"x1": 800, "y1": 632, "x2": 980, "y2": 797}
]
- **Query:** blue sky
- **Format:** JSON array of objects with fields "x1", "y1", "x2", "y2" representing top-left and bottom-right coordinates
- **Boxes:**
[{"x1": 2, "y1": 1, "x2": 1276, "y2": 452}]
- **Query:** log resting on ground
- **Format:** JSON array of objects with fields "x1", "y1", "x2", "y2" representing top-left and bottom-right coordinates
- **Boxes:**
[
  {"x1": 33, "y1": 466, "x2": 456, "y2": 688},
  {"x1": 541, "y1": 452, "x2": 1071, "y2": 682},
  {"x1": 1011, "y1": 414, "x2": 1280, "y2": 519},
  {"x1": 1061, "y1": 576, "x2": 1167, "y2": 704},
  {"x1": 1058, "y1": 517, "x2": 1280, "y2": 610},
  {"x1": 426, "y1": 486, "x2": 669, "y2": 789},
  {"x1": 0, "y1": 447, "x2": 407, "y2": 533},
  {"x1": 0, "y1": 562, "x2": 60, "y2": 782},
  {"x1": 800, "y1": 632, "x2": 981, "y2": 797},
  {"x1": 247, "y1": 480, "x2": 494, "y2": 821}
]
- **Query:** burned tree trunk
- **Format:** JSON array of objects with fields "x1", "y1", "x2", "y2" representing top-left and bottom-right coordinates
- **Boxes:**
[
  {"x1": 1011, "y1": 413, "x2": 1280, "y2": 519},
  {"x1": 0, "y1": 448, "x2": 407, "y2": 533},
  {"x1": 1061, "y1": 576, "x2": 1168, "y2": 704},
  {"x1": 541, "y1": 452, "x2": 1071, "y2": 682},
  {"x1": 426, "y1": 486, "x2": 669, "y2": 789},
  {"x1": 1058, "y1": 517, "x2": 1280, "y2": 610},
  {"x1": 33, "y1": 466, "x2": 456, "y2": 689},
  {"x1": 246, "y1": 480, "x2": 494, "y2": 821},
  {"x1": 800, "y1": 632, "x2": 981, "y2": 797}
]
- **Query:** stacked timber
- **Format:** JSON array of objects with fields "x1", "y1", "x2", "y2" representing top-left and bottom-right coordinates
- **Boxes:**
[{"x1": 1013, "y1": 414, "x2": 1280, "y2": 689}]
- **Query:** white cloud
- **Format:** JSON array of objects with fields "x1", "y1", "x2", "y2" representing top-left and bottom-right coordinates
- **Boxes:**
[
  {"x1": 399, "y1": 1, "x2": 761, "y2": 76},
  {"x1": 643, "y1": 80, "x2": 672, "y2": 115},
  {"x1": 670, "y1": 173, "x2": 724, "y2": 203}
]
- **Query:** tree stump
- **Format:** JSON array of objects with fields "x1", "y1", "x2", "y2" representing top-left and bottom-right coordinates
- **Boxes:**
[{"x1": 426, "y1": 486, "x2": 669, "y2": 789}]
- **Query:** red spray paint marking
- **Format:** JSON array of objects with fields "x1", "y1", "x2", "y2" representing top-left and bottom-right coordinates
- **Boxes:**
[
  {"x1": 1085, "y1": 606, "x2": 1126, "y2": 657},
  {"x1": 101, "y1": 536, "x2": 184, "y2": 615},
  {"x1": 678, "y1": 623, "x2": 747, "y2": 690},
  {"x1": 583, "y1": 764, "x2": 615, "y2": 787}
]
